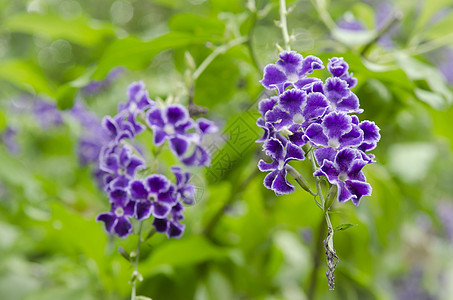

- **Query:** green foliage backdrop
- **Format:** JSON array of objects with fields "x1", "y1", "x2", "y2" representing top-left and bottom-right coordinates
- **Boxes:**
[{"x1": 1, "y1": 0, "x2": 453, "y2": 299}]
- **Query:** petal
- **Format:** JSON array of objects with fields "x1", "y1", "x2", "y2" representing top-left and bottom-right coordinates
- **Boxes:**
[
  {"x1": 96, "y1": 212, "x2": 116, "y2": 233},
  {"x1": 288, "y1": 131, "x2": 307, "y2": 146},
  {"x1": 158, "y1": 185, "x2": 177, "y2": 204},
  {"x1": 345, "y1": 180, "x2": 372, "y2": 206},
  {"x1": 102, "y1": 116, "x2": 118, "y2": 138},
  {"x1": 124, "y1": 200, "x2": 136, "y2": 217},
  {"x1": 126, "y1": 156, "x2": 145, "y2": 177},
  {"x1": 324, "y1": 77, "x2": 350, "y2": 107},
  {"x1": 180, "y1": 185, "x2": 196, "y2": 204},
  {"x1": 264, "y1": 106, "x2": 292, "y2": 130},
  {"x1": 279, "y1": 89, "x2": 306, "y2": 115},
  {"x1": 129, "y1": 180, "x2": 148, "y2": 200},
  {"x1": 315, "y1": 159, "x2": 340, "y2": 183},
  {"x1": 339, "y1": 126, "x2": 363, "y2": 148},
  {"x1": 337, "y1": 181, "x2": 353, "y2": 203},
  {"x1": 196, "y1": 118, "x2": 217, "y2": 135},
  {"x1": 114, "y1": 216, "x2": 133, "y2": 238},
  {"x1": 314, "y1": 147, "x2": 336, "y2": 165},
  {"x1": 264, "y1": 170, "x2": 279, "y2": 190},
  {"x1": 299, "y1": 55, "x2": 324, "y2": 76},
  {"x1": 258, "y1": 159, "x2": 278, "y2": 171},
  {"x1": 127, "y1": 81, "x2": 145, "y2": 102},
  {"x1": 167, "y1": 221, "x2": 185, "y2": 238},
  {"x1": 334, "y1": 148, "x2": 357, "y2": 174},
  {"x1": 152, "y1": 202, "x2": 171, "y2": 218},
  {"x1": 294, "y1": 77, "x2": 322, "y2": 90},
  {"x1": 101, "y1": 154, "x2": 119, "y2": 173},
  {"x1": 359, "y1": 120, "x2": 381, "y2": 143},
  {"x1": 258, "y1": 96, "x2": 278, "y2": 117},
  {"x1": 109, "y1": 189, "x2": 128, "y2": 205},
  {"x1": 110, "y1": 175, "x2": 130, "y2": 189},
  {"x1": 337, "y1": 92, "x2": 362, "y2": 113},
  {"x1": 271, "y1": 170, "x2": 294, "y2": 195},
  {"x1": 146, "y1": 174, "x2": 171, "y2": 194},
  {"x1": 260, "y1": 64, "x2": 287, "y2": 91},
  {"x1": 263, "y1": 138, "x2": 285, "y2": 160},
  {"x1": 170, "y1": 166, "x2": 184, "y2": 185},
  {"x1": 277, "y1": 51, "x2": 304, "y2": 75},
  {"x1": 306, "y1": 123, "x2": 328, "y2": 147},
  {"x1": 153, "y1": 218, "x2": 168, "y2": 233},
  {"x1": 322, "y1": 111, "x2": 352, "y2": 141},
  {"x1": 285, "y1": 142, "x2": 305, "y2": 163},
  {"x1": 166, "y1": 104, "x2": 189, "y2": 126},
  {"x1": 347, "y1": 159, "x2": 367, "y2": 181},
  {"x1": 153, "y1": 128, "x2": 168, "y2": 145},
  {"x1": 303, "y1": 92, "x2": 329, "y2": 121},
  {"x1": 135, "y1": 200, "x2": 152, "y2": 220},
  {"x1": 327, "y1": 57, "x2": 348, "y2": 77},
  {"x1": 169, "y1": 136, "x2": 190, "y2": 157},
  {"x1": 146, "y1": 107, "x2": 165, "y2": 128}
]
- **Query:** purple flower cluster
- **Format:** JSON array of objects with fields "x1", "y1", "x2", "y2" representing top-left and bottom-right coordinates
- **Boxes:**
[
  {"x1": 78, "y1": 81, "x2": 217, "y2": 238},
  {"x1": 81, "y1": 67, "x2": 124, "y2": 96},
  {"x1": 257, "y1": 51, "x2": 380, "y2": 206}
]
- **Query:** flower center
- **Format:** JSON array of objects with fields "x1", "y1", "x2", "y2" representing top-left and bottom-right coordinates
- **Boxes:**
[
  {"x1": 280, "y1": 126, "x2": 293, "y2": 136},
  {"x1": 288, "y1": 73, "x2": 299, "y2": 83},
  {"x1": 338, "y1": 172, "x2": 348, "y2": 182},
  {"x1": 164, "y1": 124, "x2": 175, "y2": 135},
  {"x1": 118, "y1": 167, "x2": 126, "y2": 175},
  {"x1": 129, "y1": 102, "x2": 137, "y2": 113},
  {"x1": 328, "y1": 138, "x2": 340, "y2": 149},
  {"x1": 277, "y1": 160, "x2": 285, "y2": 170},
  {"x1": 115, "y1": 206, "x2": 124, "y2": 217},
  {"x1": 148, "y1": 194, "x2": 156, "y2": 202},
  {"x1": 292, "y1": 113, "x2": 305, "y2": 125}
]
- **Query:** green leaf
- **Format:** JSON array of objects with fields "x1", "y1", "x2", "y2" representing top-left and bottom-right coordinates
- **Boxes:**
[
  {"x1": 3, "y1": 13, "x2": 114, "y2": 47},
  {"x1": 334, "y1": 223, "x2": 356, "y2": 232},
  {"x1": 0, "y1": 59, "x2": 55, "y2": 96},
  {"x1": 169, "y1": 13, "x2": 225, "y2": 36},
  {"x1": 141, "y1": 235, "x2": 227, "y2": 276},
  {"x1": 351, "y1": 3, "x2": 375, "y2": 30},
  {"x1": 93, "y1": 32, "x2": 216, "y2": 79}
]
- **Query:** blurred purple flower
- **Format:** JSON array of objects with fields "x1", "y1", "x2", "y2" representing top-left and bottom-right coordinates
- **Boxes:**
[
  {"x1": 1, "y1": 126, "x2": 20, "y2": 154},
  {"x1": 33, "y1": 98, "x2": 63, "y2": 129},
  {"x1": 81, "y1": 67, "x2": 124, "y2": 96}
]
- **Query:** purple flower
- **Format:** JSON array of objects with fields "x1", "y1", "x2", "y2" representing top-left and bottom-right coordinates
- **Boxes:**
[
  {"x1": 1, "y1": 126, "x2": 20, "y2": 154},
  {"x1": 171, "y1": 166, "x2": 196, "y2": 204},
  {"x1": 99, "y1": 146, "x2": 145, "y2": 191},
  {"x1": 82, "y1": 67, "x2": 124, "y2": 96},
  {"x1": 33, "y1": 98, "x2": 63, "y2": 128},
  {"x1": 153, "y1": 202, "x2": 185, "y2": 238},
  {"x1": 96, "y1": 188, "x2": 135, "y2": 238},
  {"x1": 326, "y1": 57, "x2": 358, "y2": 89},
  {"x1": 306, "y1": 111, "x2": 363, "y2": 150},
  {"x1": 146, "y1": 104, "x2": 193, "y2": 157},
  {"x1": 118, "y1": 81, "x2": 155, "y2": 115},
  {"x1": 314, "y1": 148, "x2": 371, "y2": 206},
  {"x1": 260, "y1": 51, "x2": 324, "y2": 94},
  {"x1": 258, "y1": 138, "x2": 305, "y2": 195},
  {"x1": 357, "y1": 120, "x2": 381, "y2": 162},
  {"x1": 128, "y1": 174, "x2": 177, "y2": 220}
]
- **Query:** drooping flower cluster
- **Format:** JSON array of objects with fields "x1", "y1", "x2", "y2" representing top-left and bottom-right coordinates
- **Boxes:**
[
  {"x1": 257, "y1": 51, "x2": 380, "y2": 206},
  {"x1": 74, "y1": 81, "x2": 217, "y2": 238}
]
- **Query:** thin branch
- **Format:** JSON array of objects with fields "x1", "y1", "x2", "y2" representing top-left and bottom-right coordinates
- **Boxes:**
[
  {"x1": 130, "y1": 221, "x2": 144, "y2": 300},
  {"x1": 203, "y1": 168, "x2": 259, "y2": 237},
  {"x1": 279, "y1": 0, "x2": 291, "y2": 51},
  {"x1": 361, "y1": 11, "x2": 403, "y2": 56}
]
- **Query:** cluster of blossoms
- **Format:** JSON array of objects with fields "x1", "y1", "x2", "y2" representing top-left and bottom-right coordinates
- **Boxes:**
[
  {"x1": 74, "y1": 81, "x2": 217, "y2": 238},
  {"x1": 257, "y1": 51, "x2": 380, "y2": 206}
]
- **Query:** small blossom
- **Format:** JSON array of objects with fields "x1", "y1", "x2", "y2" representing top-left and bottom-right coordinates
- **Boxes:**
[
  {"x1": 258, "y1": 138, "x2": 305, "y2": 195},
  {"x1": 260, "y1": 51, "x2": 324, "y2": 94},
  {"x1": 153, "y1": 202, "x2": 185, "y2": 238},
  {"x1": 171, "y1": 166, "x2": 196, "y2": 205},
  {"x1": 314, "y1": 148, "x2": 371, "y2": 206}
]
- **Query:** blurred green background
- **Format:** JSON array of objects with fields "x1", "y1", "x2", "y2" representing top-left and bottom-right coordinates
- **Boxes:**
[{"x1": 1, "y1": 0, "x2": 453, "y2": 299}]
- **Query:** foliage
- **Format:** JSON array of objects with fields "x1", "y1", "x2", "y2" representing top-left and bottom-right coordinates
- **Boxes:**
[{"x1": 1, "y1": 0, "x2": 453, "y2": 299}]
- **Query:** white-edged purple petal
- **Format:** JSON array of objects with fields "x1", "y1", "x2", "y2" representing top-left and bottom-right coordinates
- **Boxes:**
[
  {"x1": 135, "y1": 200, "x2": 152, "y2": 220},
  {"x1": 299, "y1": 55, "x2": 324, "y2": 76},
  {"x1": 303, "y1": 92, "x2": 329, "y2": 121},
  {"x1": 109, "y1": 189, "x2": 128, "y2": 205},
  {"x1": 146, "y1": 174, "x2": 171, "y2": 194},
  {"x1": 327, "y1": 57, "x2": 348, "y2": 77},
  {"x1": 146, "y1": 107, "x2": 165, "y2": 128},
  {"x1": 96, "y1": 212, "x2": 116, "y2": 233},
  {"x1": 258, "y1": 159, "x2": 278, "y2": 171},
  {"x1": 153, "y1": 202, "x2": 171, "y2": 218},
  {"x1": 346, "y1": 180, "x2": 372, "y2": 206},
  {"x1": 279, "y1": 89, "x2": 306, "y2": 115},
  {"x1": 113, "y1": 216, "x2": 133, "y2": 238},
  {"x1": 167, "y1": 221, "x2": 185, "y2": 238},
  {"x1": 263, "y1": 138, "x2": 285, "y2": 160},
  {"x1": 324, "y1": 77, "x2": 350, "y2": 107},
  {"x1": 306, "y1": 123, "x2": 329, "y2": 147},
  {"x1": 264, "y1": 170, "x2": 279, "y2": 189},
  {"x1": 258, "y1": 96, "x2": 278, "y2": 117},
  {"x1": 322, "y1": 111, "x2": 352, "y2": 142},
  {"x1": 169, "y1": 136, "x2": 190, "y2": 157},
  {"x1": 337, "y1": 181, "x2": 353, "y2": 203},
  {"x1": 314, "y1": 147, "x2": 336, "y2": 165},
  {"x1": 284, "y1": 142, "x2": 305, "y2": 163},
  {"x1": 271, "y1": 170, "x2": 294, "y2": 195},
  {"x1": 260, "y1": 64, "x2": 287, "y2": 91},
  {"x1": 129, "y1": 180, "x2": 148, "y2": 200},
  {"x1": 166, "y1": 104, "x2": 189, "y2": 126},
  {"x1": 153, "y1": 218, "x2": 168, "y2": 233},
  {"x1": 265, "y1": 106, "x2": 292, "y2": 130},
  {"x1": 334, "y1": 148, "x2": 357, "y2": 174}
]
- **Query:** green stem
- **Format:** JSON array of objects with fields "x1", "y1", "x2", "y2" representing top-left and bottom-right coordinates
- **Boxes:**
[
  {"x1": 131, "y1": 221, "x2": 144, "y2": 300},
  {"x1": 361, "y1": 11, "x2": 402, "y2": 56},
  {"x1": 311, "y1": 0, "x2": 336, "y2": 32},
  {"x1": 193, "y1": 36, "x2": 249, "y2": 80},
  {"x1": 279, "y1": 0, "x2": 291, "y2": 51}
]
